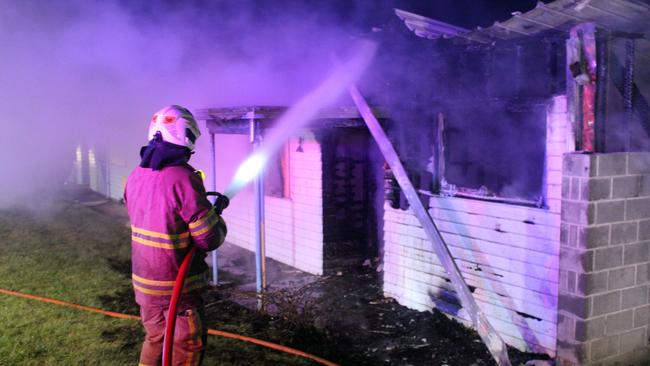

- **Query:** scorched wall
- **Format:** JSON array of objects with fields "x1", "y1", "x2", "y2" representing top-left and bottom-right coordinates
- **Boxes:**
[{"x1": 382, "y1": 95, "x2": 571, "y2": 356}]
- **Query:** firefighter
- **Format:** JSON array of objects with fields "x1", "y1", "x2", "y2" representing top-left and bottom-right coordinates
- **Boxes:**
[{"x1": 124, "y1": 105, "x2": 227, "y2": 366}]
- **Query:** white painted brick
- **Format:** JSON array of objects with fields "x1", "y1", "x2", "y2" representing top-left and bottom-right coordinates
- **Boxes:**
[
  {"x1": 294, "y1": 253, "x2": 322, "y2": 271},
  {"x1": 548, "y1": 133, "x2": 568, "y2": 145},
  {"x1": 389, "y1": 246, "x2": 557, "y2": 297},
  {"x1": 291, "y1": 185, "x2": 321, "y2": 198},
  {"x1": 407, "y1": 225, "x2": 427, "y2": 240},
  {"x1": 443, "y1": 234, "x2": 559, "y2": 269},
  {"x1": 438, "y1": 220, "x2": 559, "y2": 254},
  {"x1": 293, "y1": 212, "x2": 323, "y2": 226},
  {"x1": 549, "y1": 95, "x2": 568, "y2": 113},
  {"x1": 291, "y1": 195, "x2": 323, "y2": 207},
  {"x1": 265, "y1": 217, "x2": 292, "y2": 231},
  {"x1": 429, "y1": 196, "x2": 559, "y2": 227},
  {"x1": 306, "y1": 179, "x2": 323, "y2": 190},
  {"x1": 265, "y1": 201, "x2": 292, "y2": 215},
  {"x1": 293, "y1": 200, "x2": 322, "y2": 211},
  {"x1": 547, "y1": 141, "x2": 569, "y2": 154},
  {"x1": 266, "y1": 196, "x2": 292, "y2": 207},
  {"x1": 294, "y1": 260, "x2": 321, "y2": 275},
  {"x1": 269, "y1": 248, "x2": 293, "y2": 262},
  {"x1": 292, "y1": 174, "x2": 322, "y2": 184},
  {"x1": 546, "y1": 198, "x2": 562, "y2": 214},
  {"x1": 387, "y1": 243, "x2": 558, "y2": 283},
  {"x1": 291, "y1": 168, "x2": 322, "y2": 179},
  {"x1": 294, "y1": 226, "x2": 323, "y2": 240},
  {"x1": 546, "y1": 117, "x2": 567, "y2": 131},
  {"x1": 291, "y1": 155, "x2": 321, "y2": 166},
  {"x1": 292, "y1": 219, "x2": 322, "y2": 234},
  {"x1": 266, "y1": 249, "x2": 291, "y2": 263},
  {"x1": 265, "y1": 211, "x2": 292, "y2": 223},
  {"x1": 294, "y1": 237, "x2": 322, "y2": 251},
  {"x1": 292, "y1": 141, "x2": 321, "y2": 154},
  {"x1": 546, "y1": 184, "x2": 562, "y2": 200},
  {"x1": 266, "y1": 228, "x2": 293, "y2": 242},
  {"x1": 428, "y1": 207, "x2": 561, "y2": 242},
  {"x1": 547, "y1": 156, "x2": 564, "y2": 172},
  {"x1": 546, "y1": 171, "x2": 564, "y2": 186}
]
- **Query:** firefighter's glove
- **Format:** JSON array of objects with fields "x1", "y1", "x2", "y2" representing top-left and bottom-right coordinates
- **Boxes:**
[{"x1": 213, "y1": 192, "x2": 230, "y2": 215}]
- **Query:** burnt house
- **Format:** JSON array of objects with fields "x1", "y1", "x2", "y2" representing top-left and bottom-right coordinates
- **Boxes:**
[
  {"x1": 193, "y1": 1, "x2": 650, "y2": 364},
  {"x1": 77, "y1": 0, "x2": 650, "y2": 364},
  {"x1": 375, "y1": 1, "x2": 650, "y2": 365}
]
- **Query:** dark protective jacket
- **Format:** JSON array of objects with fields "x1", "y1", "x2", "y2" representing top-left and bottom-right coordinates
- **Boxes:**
[{"x1": 124, "y1": 164, "x2": 226, "y2": 306}]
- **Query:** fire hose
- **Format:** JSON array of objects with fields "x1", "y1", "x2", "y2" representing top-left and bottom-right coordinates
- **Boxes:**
[
  {"x1": 162, "y1": 246, "x2": 196, "y2": 366},
  {"x1": 0, "y1": 287, "x2": 338, "y2": 366},
  {"x1": 162, "y1": 191, "x2": 229, "y2": 366}
]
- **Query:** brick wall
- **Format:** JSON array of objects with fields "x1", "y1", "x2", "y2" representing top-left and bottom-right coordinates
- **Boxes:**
[
  {"x1": 223, "y1": 134, "x2": 324, "y2": 275},
  {"x1": 557, "y1": 152, "x2": 650, "y2": 365},
  {"x1": 382, "y1": 96, "x2": 570, "y2": 356}
]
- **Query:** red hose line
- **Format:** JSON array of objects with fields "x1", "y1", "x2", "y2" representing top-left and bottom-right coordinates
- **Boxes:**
[
  {"x1": 206, "y1": 328, "x2": 338, "y2": 366},
  {"x1": 0, "y1": 288, "x2": 140, "y2": 321},
  {"x1": 162, "y1": 246, "x2": 196, "y2": 366},
  {"x1": 0, "y1": 287, "x2": 339, "y2": 366}
]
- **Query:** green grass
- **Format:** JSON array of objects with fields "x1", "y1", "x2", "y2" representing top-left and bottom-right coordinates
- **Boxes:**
[
  {"x1": 0, "y1": 203, "x2": 141, "y2": 365},
  {"x1": 0, "y1": 202, "x2": 316, "y2": 366},
  {"x1": 0, "y1": 296, "x2": 142, "y2": 365}
]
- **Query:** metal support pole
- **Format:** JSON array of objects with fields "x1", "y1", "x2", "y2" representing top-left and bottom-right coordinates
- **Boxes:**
[
  {"x1": 349, "y1": 85, "x2": 511, "y2": 366},
  {"x1": 623, "y1": 38, "x2": 635, "y2": 151},
  {"x1": 249, "y1": 111, "x2": 267, "y2": 309},
  {"x1": 210, "y1": 132, "x2": 219, "y2": 285},
  {"x1": 104, "y1": 150, "x2": 111, "y2": 199}
]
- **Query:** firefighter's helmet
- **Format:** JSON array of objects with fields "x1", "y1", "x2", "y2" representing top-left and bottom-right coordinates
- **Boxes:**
[{"x1": 148, "y1": 105, "x2": 201, "y2": 150}]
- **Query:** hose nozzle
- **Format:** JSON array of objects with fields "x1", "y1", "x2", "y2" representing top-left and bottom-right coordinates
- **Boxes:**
[{"x1": 207, "y1": 191, "x2": 229, "y2": 215}]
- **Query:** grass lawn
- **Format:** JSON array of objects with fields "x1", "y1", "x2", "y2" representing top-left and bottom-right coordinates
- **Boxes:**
[{"x1": 0, "y1": 201, "x2": 316, "y2": 365}]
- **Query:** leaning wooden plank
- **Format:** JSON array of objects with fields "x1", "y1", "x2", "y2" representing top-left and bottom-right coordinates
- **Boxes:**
[{"x1": 350, "y1": 85, "x2": 511, "y2": 366}]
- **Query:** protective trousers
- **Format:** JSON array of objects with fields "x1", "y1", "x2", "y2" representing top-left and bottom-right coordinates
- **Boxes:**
[{"x1": 138, "y1": 302, "x2": 207, "y2": 366}]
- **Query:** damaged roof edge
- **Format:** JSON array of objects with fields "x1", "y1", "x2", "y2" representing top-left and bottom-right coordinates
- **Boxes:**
[
  {"x1": 396, "y1": 0, "x2": 650, "y2": 43},
  {"x1": 195, "y1": 106, "x2": 388, "y2": 121},
  {"x1": 394, "y1": 8, "x2": 470, "y2": 40},
  {"x1": 195, "y1": 106, "x2": 389, "y2": 134}
]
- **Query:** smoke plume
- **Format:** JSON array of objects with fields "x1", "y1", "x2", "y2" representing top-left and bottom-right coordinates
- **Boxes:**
[{"x1": 0, "y1": 0, "x2": 383, "y2": 206}]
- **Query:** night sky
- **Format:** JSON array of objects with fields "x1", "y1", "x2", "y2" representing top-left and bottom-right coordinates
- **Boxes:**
[{"x1": 121, "y1": 0, "x2": 554, "y2": 33}]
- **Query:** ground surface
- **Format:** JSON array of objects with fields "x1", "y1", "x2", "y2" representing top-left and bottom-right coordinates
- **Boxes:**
[{"x1": 0, "y1": 188, "x2": 550, "y2": 365}]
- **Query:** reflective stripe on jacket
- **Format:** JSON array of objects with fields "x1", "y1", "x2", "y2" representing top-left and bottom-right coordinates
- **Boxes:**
[{"x1": 124, "y1": 164, "x2": 227, "y2": 306}]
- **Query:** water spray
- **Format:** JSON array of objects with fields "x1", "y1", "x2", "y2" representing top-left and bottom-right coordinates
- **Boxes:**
[
  {"x1": 163, "y1": 41, "x2": 377, "y2": 366},
  {"x1": 223, "y1": 41, "x2": 377, "y2": 198}
]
